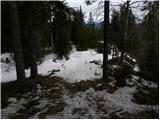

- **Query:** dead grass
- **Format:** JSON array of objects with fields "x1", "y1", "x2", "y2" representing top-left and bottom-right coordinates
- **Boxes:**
[
  {"x1": 33, "y1": 76, "x2": 69, "y2": 89},
  {"x1": 1, "y1": 78, "x2": 36, "y2": 108},
  {"x1": 38, "y1": 101, "x2": 66, "y2": 119},
  {"x1": 1, "y1": 76, "x2": 66, "y2": 109},
  {"x1": 65, "y1": 78, "x2": 118, "y2": 94},
  {"x1": 2, "y1": 74, "x2": 158, "y2": 119},
  {"x1": 108, "y1": 56, "x2": 135, "y2": 67}
]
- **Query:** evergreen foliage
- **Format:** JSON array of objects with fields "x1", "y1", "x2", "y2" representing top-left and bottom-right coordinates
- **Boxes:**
[
  {"x1": 72, "y1": 6, "x2": 86, "y2": 51},
  {"x1": 50, "y1": 1, "x2": 72, "y2": 58},
  {"x1": 110, "y1": 5, "x2": 136, "y2": 56},
  {"x1": 140, "y1": 1, "x2": 159, "y2": 81},
  {"x1": 1, "y1": 1, "x2": 159, "y2": 82}
]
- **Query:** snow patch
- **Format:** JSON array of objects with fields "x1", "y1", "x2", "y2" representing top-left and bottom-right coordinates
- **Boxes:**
[
  {"x1": 8, "y1": 97, "x2": 17, "y2": 103},
  {"x1": 46, "y1": 86, "x2": 157, "y2": 119},
  {"x1": 1, "y1": 50, "x2": 112, "y2": 83},
  {"x1": 133, "y1": 64, "x2": 140, "y2": 72},
  {"x1": 2, "y1": 101, "x2": 25, "y2": 119}
]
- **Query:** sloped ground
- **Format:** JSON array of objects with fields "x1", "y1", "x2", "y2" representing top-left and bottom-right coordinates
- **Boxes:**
[
  {"x1": 1, "y1": 75, "x2": 158, "y2": 119},
  {"x1": 1, "y1": 50, "x2": 159, "y2": 119}
]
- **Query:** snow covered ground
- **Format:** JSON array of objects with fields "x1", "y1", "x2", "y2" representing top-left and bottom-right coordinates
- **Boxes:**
[
  {"x1": 45, "y1": 87, "x2": 158, "y2": 119},
  {"x1": 1, "y1": 79, "x2": 158, "y2": 119},
  {"x1": 1, "y1": 50, "x2": 159, "y2": 119},
  {"x1": 2, "y1": 84, "x2": 55, "y2": 119},
  {"x1": 1, "y1": 50, "x2": 112, "y2": 83}
]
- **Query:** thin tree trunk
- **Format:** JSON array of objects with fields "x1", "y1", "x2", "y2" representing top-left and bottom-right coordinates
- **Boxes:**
[
  {"x1": 120, "y1": 0, "x2": 130, "y2": 63},
  {"x1": 30, "y1": 29, "x2": 38, "y2": 78},
  {"x1": 103, "y1": 1, "x2": 109, "y2": 79},
  {"x1": 8, "y1": 2, "x2": 25, "y2": 81},
  {"x1": 51, "y1": 32, "x2": 54, "y2": 50},
  {"x1": 28, "y1": 2, "x2": 38, "y2": 78}
]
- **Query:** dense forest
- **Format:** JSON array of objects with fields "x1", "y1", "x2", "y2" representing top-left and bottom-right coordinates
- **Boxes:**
[{"x1": 1, "y1": 0, "x2": 159, "y2": 119}]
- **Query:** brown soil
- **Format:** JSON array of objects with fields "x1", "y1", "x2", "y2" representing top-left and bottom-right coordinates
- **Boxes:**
[{"x1": 1, "y1": 75, "x2": 158, "y2": 119}]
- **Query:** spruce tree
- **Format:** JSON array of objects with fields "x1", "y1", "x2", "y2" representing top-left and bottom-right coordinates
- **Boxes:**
[
  {"x1": 86, "y1": 12, "x2": 99, "y2": 49},
  {"x1": 53, "y1": 1, "x2": 71, "y2": 58},
  {"x1": 120, "y1": 0, "x2": 130, "y2": 62},
  {"x1": 88, "y1": 12, "x2": 94, "y2": 27},
  {"x1": 141, "y1": 1, "x2": 159, "y2": 81},
  {"x1": 72, "y1": 6, "x2": 86, "y2": 50}
]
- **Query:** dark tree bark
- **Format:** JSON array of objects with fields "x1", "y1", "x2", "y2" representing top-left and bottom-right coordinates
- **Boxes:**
[
  {"x1": 50, "y1": 32, "x2": 54, "y2": 50},
  {"x1": 120, "y1": 0, "x2": 130, "y2": 62},
  {"x1": 28, "y1": 2, "x2": 38, "y2": 78},
  {"x1": 103, "y1": 1, "x2": 109, "y2": 79},
  {"x1": 8, "y1": 2, "x2": 25, "y2": 81},
  {"x1": 30, "y1": 30, "x2": 38, "y2": 79}
]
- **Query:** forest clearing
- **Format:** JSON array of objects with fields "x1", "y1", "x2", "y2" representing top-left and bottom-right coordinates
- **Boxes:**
[{"x1": 1, "y1": 0, "x2": 159, "y2": 119}]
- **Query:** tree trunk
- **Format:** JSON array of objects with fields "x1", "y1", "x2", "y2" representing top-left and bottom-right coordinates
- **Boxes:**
[
  {"x1": 8, "y1": 2, "x2": 25, "y2": 81},
  {"x1": 51, "y1": 32, "x2": 54, "y2": 50},
  {"x1": 120, "y1": 0, "x2": 130, "y2": 63},
  {"x1": 103, "y1": 1, "x2": 109, "y2": 79},
  {"x1": 30, "y1": 29, "x2": 38, "y2": 79},
  {"x1": 28, "y1": 2, "x2": 38, "y2": 78}
]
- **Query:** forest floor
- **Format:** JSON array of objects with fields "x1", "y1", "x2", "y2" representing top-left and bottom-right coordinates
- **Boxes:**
[{"x1": 1, "y1": 49, "x2": 159, "y2": 119}]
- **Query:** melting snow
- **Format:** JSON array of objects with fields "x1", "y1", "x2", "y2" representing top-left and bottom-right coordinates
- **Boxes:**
[
  {"x1": 1, "y1": 86, "x2": 54, "y2": 119},
  {"x1": 46, "y1": 86, "x2": 158, "y2": 119},
  {"x1": 1, "y1": 75, "x2": 158, "y2": 119},
  {"x1": 8, "y1": 97, "x2": 17, "y2": 103},
  {"x1": 1, "y1": 50, "x2": 159, "y2": 119},
  {"x1": 1, "y1": 101, "x2": 26, "y2": 119},
  {"x1": 130, "y1": 75, "x2": 158, "y2": 88},
  {"x1": 133, "y1": 64, "x2": 140, "y2": 72}
]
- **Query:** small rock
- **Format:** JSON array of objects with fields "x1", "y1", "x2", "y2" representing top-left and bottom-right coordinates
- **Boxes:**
[
  {"x1": 32, "y1": 96, "x2": 40, "y2": 101},
  {"x1": 89, "y1": 60, "x2": 101, "y2": 65},
  {"x1": 48, "y1": 69, "x2": 60, "y2": 75},
  {"x1": 87, "y1": 87, "x2": 95, "y2": 93},
  {"x1": 96, "y1": 83, "x2": 102, "y2": 87}
]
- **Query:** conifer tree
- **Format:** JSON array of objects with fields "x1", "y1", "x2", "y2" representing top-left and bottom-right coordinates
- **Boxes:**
[
  {"x1": 140, "y1": 1, "x2": 159, "y2": 81},
  {"x1": 88, "y1": 12, "x2": 94, "y2": 27},
  {"x1": 53, "y1": 1, "x2": 72, "y2": 58},
  {"x1": 72, "y1": 6, "x2": 86, "y2": 50},
  {"x1": 120, "y1": 0, "x2": 130, "y2": 62},
  {"x1": 85, "y1": 12, "x2": 99, "y2": 49}
]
